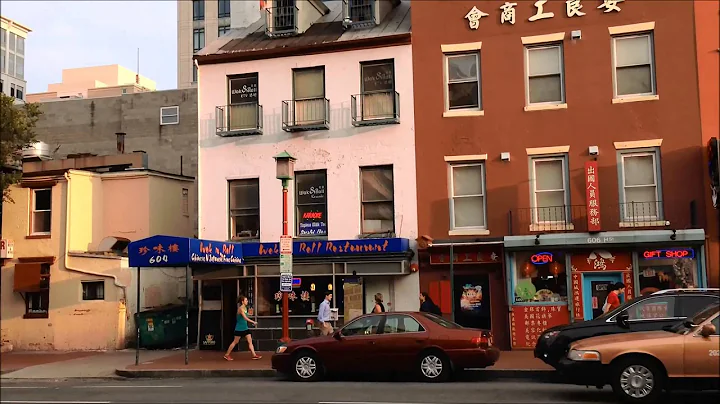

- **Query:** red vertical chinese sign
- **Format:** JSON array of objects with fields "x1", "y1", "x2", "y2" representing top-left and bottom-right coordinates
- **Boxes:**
[{"x1": 585, "y1": 161, "x2": 601, "y2": 232}]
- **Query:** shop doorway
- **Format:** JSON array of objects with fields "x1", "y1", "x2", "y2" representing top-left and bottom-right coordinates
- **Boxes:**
[
  {"x1": 583, "y1": 274, "x2": 622, "y2": 320},
  {"x1": 453, "y1": 274, "x2": 492, "y2": 330}
]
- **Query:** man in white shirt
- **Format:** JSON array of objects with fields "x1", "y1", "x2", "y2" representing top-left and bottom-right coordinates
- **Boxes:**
[{"x1": 317, "y1": 292, "x2": 333, "y2": 336}]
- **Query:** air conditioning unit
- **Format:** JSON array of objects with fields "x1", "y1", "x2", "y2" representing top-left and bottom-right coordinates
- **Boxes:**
[{"x1": 22, "y1": 141, "x2": 53, "y2": 161}]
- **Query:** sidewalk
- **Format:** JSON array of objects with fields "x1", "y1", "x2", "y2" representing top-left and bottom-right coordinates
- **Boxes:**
[{"x1": 115, "y1": 349, "x2": 553, "y2": 379}]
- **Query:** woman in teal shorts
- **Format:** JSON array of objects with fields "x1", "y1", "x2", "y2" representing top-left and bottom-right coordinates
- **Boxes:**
[{"x1": 224, "y1": 295, "x2": 261, "y2": 360}]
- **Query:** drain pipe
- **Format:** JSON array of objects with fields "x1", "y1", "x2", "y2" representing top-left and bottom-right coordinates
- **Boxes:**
[{"x1": 63, "y1": 171, "x2": 128, "y2": 301}]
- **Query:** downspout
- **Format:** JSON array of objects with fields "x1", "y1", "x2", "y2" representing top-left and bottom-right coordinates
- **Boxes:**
[{"x1": 63, "y1": 172, "x2": 127, "y2": 301}]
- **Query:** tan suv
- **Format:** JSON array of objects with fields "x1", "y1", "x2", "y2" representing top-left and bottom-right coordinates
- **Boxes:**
[{"x1": 556, "y1": 303, "x2": 719, "y2": 403}]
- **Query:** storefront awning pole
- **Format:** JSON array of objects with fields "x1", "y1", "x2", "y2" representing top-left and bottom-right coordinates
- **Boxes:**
[
  {"x1": 135, "y1": 266, "x2": 141, "y2": 366},
  {"x1": 450, "y1": 243, "x2": 455, "y2": 323},
  {"x1": 185, "y1": 265, "x2": 190, "y2": 365}
]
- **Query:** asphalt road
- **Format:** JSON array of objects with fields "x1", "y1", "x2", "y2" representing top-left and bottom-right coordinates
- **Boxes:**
[{"x1": 0, "y1": 377, "x2": 716, "y2": 404}]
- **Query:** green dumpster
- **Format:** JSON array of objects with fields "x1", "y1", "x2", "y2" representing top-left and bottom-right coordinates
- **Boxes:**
[{"x1": 136, "y1": 304, "x2": 187, "y2": 349}]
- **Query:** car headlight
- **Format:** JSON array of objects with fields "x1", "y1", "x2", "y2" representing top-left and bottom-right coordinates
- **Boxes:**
[
  {"x1": 276, "y1": 345, "x2": 287, "y2": 354},
  {"x1": 542, "y1": 330, "x2": 561, "y2": 341},
  {"x1": 567, "y1": 349, "x2": 601, "y2": 361}
]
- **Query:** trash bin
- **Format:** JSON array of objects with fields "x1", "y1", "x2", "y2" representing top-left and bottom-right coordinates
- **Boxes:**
[{"x1": 136, "y1": 304, "x2": 187, "y2": 349}]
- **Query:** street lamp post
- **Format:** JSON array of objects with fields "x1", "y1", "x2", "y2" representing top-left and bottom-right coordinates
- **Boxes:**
[{"x1": 274, "y1": 151, "x2": 296, "y2": 344}]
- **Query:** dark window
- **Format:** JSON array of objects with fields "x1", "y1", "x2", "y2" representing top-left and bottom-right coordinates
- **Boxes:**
[
  {"x1": 193, "y1": 0, "x2": 205, "y2": 20},
  {"x1": 16, "y1": 85, "x2": 24, "y2": 100},
  {"x1": 193, "y1": 28, "x2": 205, "y2": 53},
  {"x1": 10, "y1": 83, "x2": 15, "y2": 97},
  {"x1": 446, "y1": 53, "x2": 481, "y2": 110},
  {"x1": 229, "y1": 179, "x2": 260, "y2": 239},
  {"x1": 82, "y1": 281, "x2": 105, "y2": 300},
  {"x1": 340, "y1": 315, "x2": 382, "y2": 336},
  {"x1": 218, "y1": 24, "x2": 231, "y2": 37},
  {"x1": 679, "y1": 295, "x2": 719, "y2": 318},
  {"x1": 627, "y1": 296, "x2": 677, "y2": 320},
  {"x1": 360, "y1": 166, "x2": 394, "y2": 233},
  {"x1": 32, "y1": 188, "x2": 52, "y2": 234},
  {"x1": 192, "y1": 64, "x2": 198, "y2": 83},
  {"x1": 25, "y1": 291, "x2": 49, "y2": 318},
  {"x1": 218, "y1": 0, "x2": 231, "y2": 18},
  {"x1": 295, "y1": 170, "x2": 327, "y2": 237}
]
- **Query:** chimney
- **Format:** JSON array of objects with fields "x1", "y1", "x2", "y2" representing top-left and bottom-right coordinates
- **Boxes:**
[{"x1": 116, "y1": 132, "x2": 126, "y2": 154}]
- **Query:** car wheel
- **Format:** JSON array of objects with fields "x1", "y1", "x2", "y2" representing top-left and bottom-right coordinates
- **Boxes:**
[
  {"x1": 292, "y1": 351, "x2": 322, "y2": 382},
  {"x1": 611, "y1": 357, "x2": 665, "y2": 404},
  {"x1": 417, "y1": 351, "x2": 450, "y2": 382}
]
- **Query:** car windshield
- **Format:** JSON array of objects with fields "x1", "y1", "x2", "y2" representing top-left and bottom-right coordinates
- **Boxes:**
[
  {"x1": 670, "y1": 303, "x2": 719, "y2": 334},
  {"x1": 420, "y1": 313, "x2": 463, "y2": 329},
  {"x1": 595, "y1": 298, "x2": 634, "y2": 320}
]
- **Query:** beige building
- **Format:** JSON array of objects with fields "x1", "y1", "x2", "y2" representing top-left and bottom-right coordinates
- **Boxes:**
[
  {"x1": 1, "y1": 15, "x2": 31, "y2": 102},
  {"x1": 26, "y1": 65, "x2": 156, "y2": 103},
  {"x1": 0, "y1": 152, "x2": 195, "y2": 351},
  {"x1": 177, "y1": 0, "x2": 260, "y2": 89}
]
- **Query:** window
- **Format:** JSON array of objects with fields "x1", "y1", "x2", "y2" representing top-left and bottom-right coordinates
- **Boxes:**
[
  {"x1": 1, "y1": 79, "x2": 3, "y2": 92},
  {"x1": 16, "y1": 56, "x2": 24, "y2": 79},
  {"x1": 82, "y1": 281, "x2": 105, "y2": 300},
  {"x1": 256, "y1": 275, "x2": 336, "y2": 317},
  {"x1": 340, "y1": 315, "x2": 382, "y2": 337},
  {"x1": 193, "y1": 28, "x2": 205, "y2": 53},
  {"x1": 449, "y1": 163, "x2": 486, "y2": 230},
  {"x1": 182, "y1": 188, "x2": 189, "y2": 216},
  {"x1": 382, "y1": 315, "x2": 425, "y2": 334},
  {"x1": 679, "y1": 296, "x2": 719, "y2": 318},
  {"x1": 16, "y1": 86, "x2": 23, "y2": 100},
  {"x1": 26, "y1": 291, "x2": 49, "y2": 317},
  {"x1": 627, "y1": 296, "x2": 677, "y2": 320},
  {"x1": 16, "y1": 36, "x2": 24, "y2": 55},
  {"x1": 513, "y1": 251, "x2": 568, "y2": 303},
  {"x1": 218, "y1": 24, "x2": 231, "y2": 37},
  {"x1": 193, "y1": 0, "x2": 205, "y2": 20},
  {"x1": 619, "y1": 151, "x2": 661, "y2": 221},
  {"x1": 160, "y1": 106, "x2": 180, "y2": 125},
  {"x1": 8, "y1": 53, "x2": 15, "y2": 77},
  {"x1": 1, "y1": 52, "x2": 5, "y2": 73},
  {"x1": 445, "y1": 53, "x2": 481, "y2": 110},
  {"x1": 360, "y1": 166, "x2": 394, "y2": 234},
  {"x1": 192, "y1": 64, "x2": 198, "y2": 83},
  {"x1": 295, "y1": 170, "x2": 328, "y2": 237},
  {"x1": 292, "y1": 67, "x2": 326, "y2": 124},
  {"x1": 229, "y1": 179, "x2": 260, "y2": 239},
  {"x1": 612, "y1": 33, "x2": 655, "y2": 97},
  {"x1": 32, "y1": 188, "x2": 52, "y2": 235},
  {"x1": 420, "y1": 313, "x2": 462, "y2": 329},
  {"x1": 530, "y1": 156, "x2": 568, "y2": 224},
  {"x1": 10, "y1": 83, "x2": 15, "y2": 97},
  {"x1": 638, "y1": 249, "x2": 697, "y2": 295},
  {"x1": 360, "y1": 60, "x2": 395, "y2": 120},
  {"x1": 218, "y1": 0, "x2": 231, "y2": 18},
  {"x1": 122, "y1": 88, "x2": 128, "y2": 94},
  {"x1": 9, "y1": 32, "x2": 16, "y2": 51},
  {"x1": 1, "y1": 28, "x2": 6, "y2": 48},
  {"x1": 525, "y1": 44, "x2": 564, "y2": 105},
  {"x1": 227, "y1": 73, "x2": 260, "y2": 130}
]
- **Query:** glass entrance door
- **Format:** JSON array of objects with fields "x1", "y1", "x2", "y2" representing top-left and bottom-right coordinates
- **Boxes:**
[{"x1": 582, "y1": 274, "x2": 622, "y2": 320}]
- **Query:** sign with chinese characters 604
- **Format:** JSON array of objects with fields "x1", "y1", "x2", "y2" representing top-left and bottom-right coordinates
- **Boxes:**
[
  {"x1": 585, "y1": 161, "x2": 601, "y2": 232},
  {"x1": 465, "y1": 0, "x2": 625, "y2": 29},
  {"x1": 128, "y1": 235, "x2": 244, "y2": 267},
  {"x1": 510, "y1": 305, "x2": 570, "y2": 349}
]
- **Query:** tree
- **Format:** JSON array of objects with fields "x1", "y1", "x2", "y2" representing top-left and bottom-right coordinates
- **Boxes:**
[{"x1": 0, "y1": 93, "x2": 42, "y2": 202}]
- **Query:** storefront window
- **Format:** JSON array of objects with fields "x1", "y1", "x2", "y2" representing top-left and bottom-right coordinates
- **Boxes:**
[
  {"x1": 256, "y1": 276, "x2": 344, "y2": 317},
  {"x1": 637, "y1": 247, "x2": 698, "y2": 296},
  {"x1": 513, "y1": 251, "x2": 568, "y2": 303}
]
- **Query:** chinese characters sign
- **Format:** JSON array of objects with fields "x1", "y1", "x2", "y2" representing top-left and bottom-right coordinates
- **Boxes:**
[
  {"x1": 465, "y1": 0, "x2": 624, "y2": 29},
  {"x1": 571, "y1": 272, "x2": 584, "y2": 320},
  {"x1": 510, "y1": 305, "x2": 569, "y2": 349},
  {"x1": 429, "y1": 251, "x2": 501, "y2": 265},
  {"x1": 128, "y1": 235, "x2": 244, "y2": 267},
  {"x1": 585, "y1": 161, "x2": 601, "y2": 232}
]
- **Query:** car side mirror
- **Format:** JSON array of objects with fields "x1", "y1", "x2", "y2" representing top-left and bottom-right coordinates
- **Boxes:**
[
  {"x1": 333, "y1": 331, "x2": 343, "y2": 341},
  {"x1": 699, "y1": 324, "x2": 716, "y2": 338},
  {"x1": 616, "y1": 311, "x2": 630, "y2": 329}
]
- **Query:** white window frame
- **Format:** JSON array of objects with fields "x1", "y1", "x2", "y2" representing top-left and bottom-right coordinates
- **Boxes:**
[
  {"x1": 618, "y1": 149, "x2": 662, "y2": 222},
  {"x1": 611, "y1": 33, "x2": 656, "y2": 98},
  {"x1": 530, "y1": 156, "x2": 569, "y2": 225},
  {"x1": 524, "y1": 43, "x2": 565, "y2": 106},
  {"x1": 160, "y1": 106, "x2": 180, "y2": 125},
  {"x1": 444, "y1": 52, "x2": 482, "y2": 112},
  {"x1": 31, "y1": 188, "x2": 52, "y2": 235},
  {"x1": 81, "y1": 280, "x2": 105, "y2": 301},
  {"x1": 449, "y1": 163, "x2": 487, "y2": 230}
]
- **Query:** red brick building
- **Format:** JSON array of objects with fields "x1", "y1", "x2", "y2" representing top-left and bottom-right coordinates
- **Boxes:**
[{"x1": 410, "y1": 0, "x2": 718, "y2": 350}]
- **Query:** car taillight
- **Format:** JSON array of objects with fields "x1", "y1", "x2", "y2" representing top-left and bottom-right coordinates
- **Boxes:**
[{"x1": 472, "y1": 333, "x2": 492, "y2": 349}]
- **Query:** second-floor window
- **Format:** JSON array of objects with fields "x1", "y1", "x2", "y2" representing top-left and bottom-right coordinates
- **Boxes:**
[
  {"x1": 619, "y1": 149, "x2": 662, "y2": 222},
  {"x1": 16, "y1": 55, "x2": 24, "y2": 80},
  {"x1": 360, "y1": 166, "x2": 394, "y2": 234},
  {"x1": 292, "y1": 66, "x2": 326, "y2": 125},
  {"x1": 193, "y1": 28, "x2": 205, "y2": 53},
  {"x1": 450, "y1": 163, "x2": 486, "y2": 230},
  {"x1": 612, "y1": 33, "x2": 656, "y2": 98},
  {"x1": 160, "y1": 106, "x2": 180, "y2": 125},
  {"x1": 228, "y1": 73, "x2": 259, "y2": 130},
  {"x1": 229, "y1": 179, "x2": 260, "y2": 239},
  {"x1": 32, "y1": 188, "x2": 52, "y2": 235},
  {"x1": 360, "y1": 59, "x2": 395, "y2": 120},
  {"x1": 218, "y1": 0, "x2": 231, "y2": 18},
  {"x1": 296, "y1": 170, "x2": 327, "y2": 237},
  {"x1": 525, "y1": 43, "x2": 564, "y2": 105},
  {"x1": 218, "y1": 24, "x2": 231, "y2": 37},
  {"x1": 530, "y1": 156, "x2": 569, "y2": 224},
  {"x1": 193, "y1": 0, "x2": 205, "y2": 20},
  {"x1": 445, "y1": 53, "x2": 481, "y2": 111}
]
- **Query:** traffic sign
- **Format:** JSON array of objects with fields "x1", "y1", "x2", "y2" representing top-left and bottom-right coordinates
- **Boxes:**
[
  {"x1": 280, "y1": 253, "x2": 293, "y2": 274},
  {"x1": 280, "y1": 273, "x2": 293, "y2": 292},
  {"x1": 280, "y1": 235, "x2": 293, "y2": 255}
]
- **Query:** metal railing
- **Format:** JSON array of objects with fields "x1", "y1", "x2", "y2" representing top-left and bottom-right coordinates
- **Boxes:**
[
  {"x1": 343, "y1": 0, "x2": 376, "y2": 28},
  {"x1": 265, "y1": 5, "x2": 298, "y2": 37},
  {"x1": 282, "y1": 98, "x2": 330, "y2": 132},
  {"x1": 619, "y1": 201, "x2": 664, "y2": 226},
  {"x1": 216, "y1": 103, "x2": 263, "y2": 136},
  {"x1": 351, "y1": 91, "x2": 400, "y2": 126}
]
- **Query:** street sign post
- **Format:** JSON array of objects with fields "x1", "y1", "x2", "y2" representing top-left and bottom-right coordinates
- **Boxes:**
[
  {"x1": 280, "y1": 273, "x2": 293, "y2": 292},
  {"x1": 280, "y1": 235, "x2": 293, "y2": 254}
]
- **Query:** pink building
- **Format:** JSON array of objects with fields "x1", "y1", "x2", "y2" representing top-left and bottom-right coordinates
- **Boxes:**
[{"x1": 195, "y1": 0, "x2": 418, "y2": 350}]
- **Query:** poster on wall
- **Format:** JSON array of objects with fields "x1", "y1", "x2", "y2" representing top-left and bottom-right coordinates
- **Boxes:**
[
  {"x1": 453, "y1": 275, "x2": 491, "y2": 330},
  {"x1": 510, "y1": 305, "x2": 569, "y2": 349},
  {"x1": 460, "y1": 284, "x2": 483, "y2": 313}
]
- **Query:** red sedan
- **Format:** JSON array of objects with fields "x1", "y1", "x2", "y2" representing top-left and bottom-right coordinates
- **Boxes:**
[{"x1": 272, "y1": 312, "x2": 500, "y2": 382}]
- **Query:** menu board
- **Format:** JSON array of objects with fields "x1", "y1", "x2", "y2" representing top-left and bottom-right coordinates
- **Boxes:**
[
  {"x1": 510, "y1": 305, "x2": 570, "y2": 349},
  {"x1": 296, "y1": 172, "x2": 327, "y2": 237},
  {"x1": 362, "y1": 62, "x2": 394, "y2": 93},
  {"x1": 229, "y1": 74, "x2": 258, "y2": 105}
]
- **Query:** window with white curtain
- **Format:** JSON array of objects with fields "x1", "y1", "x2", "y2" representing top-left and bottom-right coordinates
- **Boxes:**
[
  {"x1": 612, "y1": 33, "x2": 655, "y2": 97},
  {"x1": 531, "y1": 157, "x2": 568, "y2": 223},
  {"x1": 292, "y1": 67, "x2": 325, "y2": 124},
  {"x1": 450, "y1": 163, "x2": 486, "y2": 229},
  {"x1": 620, "y1": 151, "x2": 661, "y2": 221},
  {"x1": 360, "y1": 166, "x2": 394, "y2": 234},
  {"x1": 229, "y1": 179, "x2": 260, "y2": 239},
  {"x1": 525, "y1": 44, "x2": 564, "y2": 105},
  {"x1": 445, "y1": 53, "x2": 481, "y2": 110}
]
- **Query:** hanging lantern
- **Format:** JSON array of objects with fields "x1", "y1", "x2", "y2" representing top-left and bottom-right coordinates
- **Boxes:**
[
  {"x1": 522, "y1": 261, "x2": 535, "y2": 277},
  {"x1": 549, "y1": 261, "x2": 564, "y2": 277}
]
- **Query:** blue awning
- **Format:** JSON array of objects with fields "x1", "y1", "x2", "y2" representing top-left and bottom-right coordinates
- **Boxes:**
[{"x1": 128, "y1": 235, "x2": 243, "y2": 267}]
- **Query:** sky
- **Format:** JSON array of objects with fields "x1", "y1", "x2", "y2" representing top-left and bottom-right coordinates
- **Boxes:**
[{"x1": 2, "y1": 0, "x2": 177, "y2": 93}]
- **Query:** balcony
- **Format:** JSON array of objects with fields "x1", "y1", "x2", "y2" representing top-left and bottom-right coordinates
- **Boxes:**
[
  {"x1": 510, "y1": 205, "x2": 588, "y2": 235},
  {"x1": 282, "y1": 98, "x2": 330, "y2": 132},
  {"x1": 619, "y1": 201, "x2": 666, "y2": 228},
  {"x1": 216, "y1": 103, "x2": 263, "y2": 137},
  {"x1": 343, "y1": 0, "x2": 376, "y2": 28},
  {"x1": 265, "y1": 5, "x2": 298, "y2": 37},
  {"x1": 351, "y1": 91, "x2": 400, "y2": 126}
]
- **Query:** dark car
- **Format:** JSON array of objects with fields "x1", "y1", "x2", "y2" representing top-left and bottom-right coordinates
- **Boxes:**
[
  {"x1": 535, "y1": 288, "x2": 719, "y2": 368},
  {"x1": 272, "y1": 312, "x2": 499, "y2": 382}
]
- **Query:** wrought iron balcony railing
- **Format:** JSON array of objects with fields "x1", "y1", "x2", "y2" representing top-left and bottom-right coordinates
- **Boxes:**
[
  {"x1": 265, "y1": 5, "x2": 298, "y2": 37},
  {"x1": 351, "y1": 91, "x2": 400, "y2": 126},
  {"x1": 216, "y1": 103, "x2": 263, "y2": 136},
  {"x1": 281, "y1": 98, "x2": 330, "y2": 132},
  {"x1": 619, "y1": 200, "x2": 665, "y2": 227},
  {"x1": 342, "y1": 0, "x2": 376, "y2": 28}
]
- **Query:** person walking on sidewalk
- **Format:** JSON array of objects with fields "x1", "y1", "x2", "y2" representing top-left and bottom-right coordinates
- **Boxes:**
[
  {"x1": 371, "y1": 293, "x2": 386, "y2": 314},
  {"x1": 318, "y1": 292, "x2": 333, "y2": 336},
  {"x1": 224, "y1": 295, "x2": 261, "y2": 361}
]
